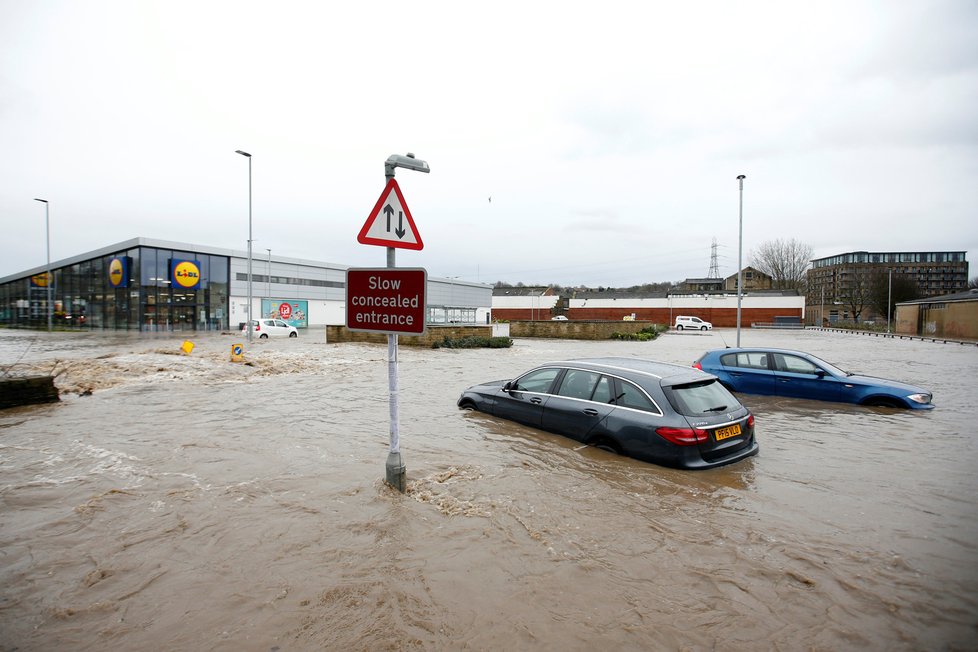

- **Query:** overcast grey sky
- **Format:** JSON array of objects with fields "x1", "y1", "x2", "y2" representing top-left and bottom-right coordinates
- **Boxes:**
[{"x1": 2, "y1": 0, "x2": 976, "y2": 287}]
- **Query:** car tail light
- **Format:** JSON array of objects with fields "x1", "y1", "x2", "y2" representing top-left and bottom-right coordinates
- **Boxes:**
[
  {"x1": 656, "y1": 426, "x2": 708, "y2": 446},
  {"x1": 747, "y1": 414, "x2": 755, "y2": 428},
  {"x1": 692, "y1": 361, "x2": 702, "y2": 370}
]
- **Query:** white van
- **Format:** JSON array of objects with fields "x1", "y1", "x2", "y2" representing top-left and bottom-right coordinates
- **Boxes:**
[{"x1": 674, "y1": 315, "x2": 712, "y2": 331}]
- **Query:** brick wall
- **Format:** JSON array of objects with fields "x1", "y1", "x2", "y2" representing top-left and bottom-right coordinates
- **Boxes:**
[
  {"x1": 490, "y1": 308, "x2": 554, "y2": 321},
  {"x1": 493, "y1": 307, "x2": 801, "y2": 327}
]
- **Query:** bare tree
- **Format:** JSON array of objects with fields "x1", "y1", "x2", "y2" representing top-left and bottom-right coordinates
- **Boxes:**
[
  {"x1": 970, "y1": 276, "x2": 978, "y2": 289},
  {"x1": 838, "y1": 267, "x2": 873, "y2": 322},
  {"x1": 749, "y1": 238, "x2": 813, "y2": 291},
  {"x1": 869, "y1": 270, "x2": 919, "y2": 323}
]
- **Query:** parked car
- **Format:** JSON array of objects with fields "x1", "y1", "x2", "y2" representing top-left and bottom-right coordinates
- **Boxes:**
[
  {"x1": 693, "y1": 347, "x2": 934, "y2": 409},
  {"x1": 457, "y1": 357, "x2": 758, "y2": 469},
  {"x1": 675, "y1": 315, "x2": 712, "y2": 331},
  {"x1": 242, "y1": 318, "x2": 298, "y2": 338},
  {"x1": 551, "y1": 315, "x2": 568, "y2": 321}
]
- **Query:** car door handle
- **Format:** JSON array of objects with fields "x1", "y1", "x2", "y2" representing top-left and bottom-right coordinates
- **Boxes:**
[
  {"x1": 583, "y1": 409, "x2": 599, "y2": 416},
  {"x1": 530, "y1": 397, "x2": 543, "y2": 404}
]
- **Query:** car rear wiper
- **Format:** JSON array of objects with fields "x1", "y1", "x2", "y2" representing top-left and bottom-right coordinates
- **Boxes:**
[{"x1": 704, "y1": 405, "x2": 728, "y2": 413}]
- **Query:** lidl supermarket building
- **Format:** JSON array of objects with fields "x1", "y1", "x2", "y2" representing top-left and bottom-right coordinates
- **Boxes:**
[{"x1": 0, "y1": 237, "x2": 492, "y2": 331}]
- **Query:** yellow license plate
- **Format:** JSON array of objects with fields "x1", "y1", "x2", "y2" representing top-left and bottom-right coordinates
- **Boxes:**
[{"x1": 714, "y1": 424, "x2": 742, "y2": 441}]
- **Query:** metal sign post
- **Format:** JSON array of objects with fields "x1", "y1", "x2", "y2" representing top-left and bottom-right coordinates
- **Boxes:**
[
  {"x1": 385, "y1": 246, "x2": 404, "y2": 491},
  {"x1": 353, "y1": 153, "x2": 429, "y2": 492},
  {"x1": 736, "y1": 174, "x2": 746, "y2": 347}
]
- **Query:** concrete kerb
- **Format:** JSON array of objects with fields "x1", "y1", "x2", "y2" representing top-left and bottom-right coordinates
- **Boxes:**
[{"x1": 805, "y1": 326, "x2": 978, "y2": 346}]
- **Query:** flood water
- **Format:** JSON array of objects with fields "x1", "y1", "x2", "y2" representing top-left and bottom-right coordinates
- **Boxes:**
[{"x1": 1, "y1": 327, "x2": 976, "y2": 651}]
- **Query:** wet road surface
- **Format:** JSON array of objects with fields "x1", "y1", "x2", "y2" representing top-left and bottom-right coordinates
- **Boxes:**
[{"x1": 1, "y1": 328, "x2": 976, "y2": 650}]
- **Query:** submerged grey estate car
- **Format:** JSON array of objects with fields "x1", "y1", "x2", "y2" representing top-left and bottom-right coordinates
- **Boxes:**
[{"x1": 457, "y1": 357, "x2": 758, "y2": 469}]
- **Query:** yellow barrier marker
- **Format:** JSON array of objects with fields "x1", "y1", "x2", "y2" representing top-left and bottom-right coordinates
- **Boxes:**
[
  {"x1": 181, "y1": 340, "x2": 195, "y2": 355},
  {"x1": 230, "y1": 343, "x2": 244, "y2": 363}
]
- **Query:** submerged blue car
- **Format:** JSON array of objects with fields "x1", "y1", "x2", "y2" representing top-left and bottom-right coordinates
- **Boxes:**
[{"x1": 693, "y1": 348, "x2": 934, "y2": 410}]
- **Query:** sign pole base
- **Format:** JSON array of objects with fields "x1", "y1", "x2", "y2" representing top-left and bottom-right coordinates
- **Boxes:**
[{"x1": 385, "y1": 451, "x2": 406, "y2": 493}]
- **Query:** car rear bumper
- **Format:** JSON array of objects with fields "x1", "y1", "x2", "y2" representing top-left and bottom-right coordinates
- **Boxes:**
[
  {"x1": 634, "y1": 437, "x2": 759, "y2": 470},
  {"x1": 686, "y1": 438, "x2": 759, "y2": 469}
]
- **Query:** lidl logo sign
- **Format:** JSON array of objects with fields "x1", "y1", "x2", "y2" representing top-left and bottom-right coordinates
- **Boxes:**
[
  {"x1": 108, "y1": 257, "x2": 129, "y2": 288},
  {"x1": 171, "y1": 259, "x2": 202, "y2": 290},
  {"x1": 30, "y1": 272, "x2": 53, "y2": 288}
]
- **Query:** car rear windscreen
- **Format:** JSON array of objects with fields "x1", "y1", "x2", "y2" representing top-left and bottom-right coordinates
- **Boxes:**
[{"x1": 666, "y1": 380, "x2": 741, "y2": 417}]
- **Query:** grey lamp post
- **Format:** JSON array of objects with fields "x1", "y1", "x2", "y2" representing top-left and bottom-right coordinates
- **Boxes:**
[
  {"x1": 33, "y1": 198, "x2": 52, "y2": 332},
  {"x1": 382, "y1": 152, "x2": 430, "y2": 492},
  {"x1": 736, "y1": 175, "x2": 746, "y2": 347},
  {"x1": 266, "y1": 248, "x2": 271, "y2": 303},
  {"x1": 235, "y1": 150, "x2": 253, "y2": 342},
  {"x1": 887, "y1": 268, "x2": 892, "y2": 333}
]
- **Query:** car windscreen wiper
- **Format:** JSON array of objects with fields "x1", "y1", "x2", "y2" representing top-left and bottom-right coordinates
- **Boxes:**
[{"x1": 704, "y1": 405, "x2": 728, "y2": 413}]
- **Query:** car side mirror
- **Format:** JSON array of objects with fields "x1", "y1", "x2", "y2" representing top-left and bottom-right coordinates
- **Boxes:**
[
  {"x1": 503, "y1": 381, "x2": 513, "y2": 392},
  {"x1": 815, "y1": 370, "x2": 827, "y2": 378}
]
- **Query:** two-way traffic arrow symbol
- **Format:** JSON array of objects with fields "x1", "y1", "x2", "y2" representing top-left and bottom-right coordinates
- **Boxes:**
[
  {"x1": 357, "y1": 178, "x2": 424, "y2": 250},
  {"x1": 383, "y1": 204, "x2": 407, "y2": 239}
]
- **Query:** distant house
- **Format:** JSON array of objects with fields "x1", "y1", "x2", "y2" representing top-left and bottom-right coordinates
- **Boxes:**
[
  {"x1": 679, "y1": 277, "x2": 724, "y2": 293},
  {"x1": 680, "y1": 268, "x2": 773, "y2": 295},
  {"x1": 894, "y1": 288, "x2": 978, "y2": 340},
  {"x1": 723, "y1": 267, "x2": 773, "y2": 292}
]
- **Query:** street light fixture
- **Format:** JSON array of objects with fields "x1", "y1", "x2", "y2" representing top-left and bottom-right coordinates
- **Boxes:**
[
  {"x1": 235, "y1": 150, "x2": 253, "y2": 342},
  {"x1": 736, "y1": 174, "x2": 746, "y2": 347},
  {"x1": 385, "y1": 153, "x2": 430, "y2": 177},
  {"x1": 33, "y1": 198, "x2": 52, "y2": 332}
]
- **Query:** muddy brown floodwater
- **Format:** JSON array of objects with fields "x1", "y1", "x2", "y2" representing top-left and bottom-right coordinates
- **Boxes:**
[{"x1": 1, "y1": 328, "x2": 976, "y2": 651}]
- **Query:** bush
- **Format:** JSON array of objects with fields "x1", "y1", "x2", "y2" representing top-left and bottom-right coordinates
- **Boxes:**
[
  {"x1": 433, "y1": 336, "x2": 514, "y2": 349},
  {"x1": 609, "y1": 325, "x2": 665, "y2": 341}
]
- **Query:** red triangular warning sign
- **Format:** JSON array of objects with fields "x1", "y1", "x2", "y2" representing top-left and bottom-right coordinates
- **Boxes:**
[{"x1": 357, "y1": 179, "x2": 424, "y2": 250}]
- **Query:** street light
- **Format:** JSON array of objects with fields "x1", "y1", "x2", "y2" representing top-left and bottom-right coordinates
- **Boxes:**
[
  {"x1": 266, "y1": 248, "x2": 271, "y2": 303},
  {"x1": 736, "y1": 175, "x2": 746, "y2": 347},
  {"x1": 235, "y1": 150, "x2": 253, "y2": 341},
  {"x1": 382, "y1": 152, "x2": 430, "y2": 493},
  {"x1": 887, "y1": 268, "x2": 892, "y2": 333},
  {"x1": 33, "y1": 198, "x2": 52, "y2": 332}
]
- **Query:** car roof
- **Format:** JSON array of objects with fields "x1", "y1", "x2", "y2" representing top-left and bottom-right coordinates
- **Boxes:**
[
  {"x1": 708, "y1": 347, "x2": 809, "y2": 355},
  {"x1": 547, "y1": 357, "x2": 716, "y2": 386}
]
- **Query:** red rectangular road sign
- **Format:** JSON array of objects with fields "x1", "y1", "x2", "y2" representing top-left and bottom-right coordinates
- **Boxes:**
[{"x1": 346, "y1": 268, "x2": 427, "y2": 335}]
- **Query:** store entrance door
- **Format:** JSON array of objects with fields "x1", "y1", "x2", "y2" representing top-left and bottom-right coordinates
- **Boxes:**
[{"x1": 171, "y1": 304, "x2": 199, "y2": 331}]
